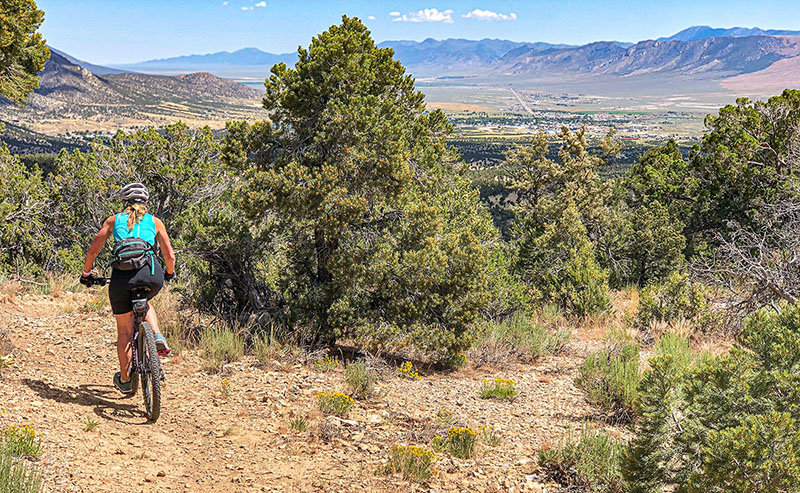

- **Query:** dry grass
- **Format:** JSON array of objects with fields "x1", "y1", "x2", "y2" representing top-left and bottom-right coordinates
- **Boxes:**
[
  {"x1": 149, "y1": 286, "x2": 198, "y2": 353},
  {"x1": 200, "y1": 324, "x2": 245, "y2": 373},
  {"x1": 0, "y1": 279, "x2": 22, "y2": 304}
]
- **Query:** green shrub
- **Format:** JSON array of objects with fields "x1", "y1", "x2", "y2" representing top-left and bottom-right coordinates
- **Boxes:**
[
  {"x1": 538, "y1": 427, "x2": 624, "y2": 492},
  {"x1": 482, "y1": 248, "x2": 532, "y2": 320},
  {"x1": 1, "y1": 425, "x2": 42, "y2": 459},
  {"x1": 317, "y1": 391, "x2": 354, "y2": 417},
  {"x1": 200, "y1": 325, "x2": 244, "y2": 372},
  {"x1": 609, "y1": 200, "x2": 686, "y2": 288},
  {"x1": 575, "y1": 344, "x2": 640, "y2": 421},
  {"x1": 344, "y1": 360, "x2": 378, "y2": 400},
  {"x1": 0, "y1": 147, "x2": 53, "y2": 277},
  {"x1": 624, "y1": 304, "x2": 800, "y2": 492},
  {"x1": 433, "y1": 426, "x2": 477, "y2": 458},
  {"x1": 439, "y1": 352, "x2": 467, "y2": 370},
  {"x1": 470, "y1": 311, "x2": 570, "y2": 366},
  {"x1": 379, "y1": 445, "x2": 437, "y2": 482},
  {"x1": 480, "y1": 425, "x2": 502, "y2": 447},
  {"x1": 516, "y1": 203, "x2": 611, "y2": 317},
  {"x1": 687, "y1": 411, "x2": 800, "y2": 491},
  {"x1": 635, "y1": 271, "x2": 709, "y2": 333},
  {"x1": 653, "y1": 332, "x2": 693, "y2": 369},
  {"x1": 0, "y1": 448, "x2": 41, "y2": 493},
  {"x1": 479, "y1": 377, "x2": 518, "y2": 400},
  {"x1": 398, "y1": 361, "x2": 420, "y2": 380}
]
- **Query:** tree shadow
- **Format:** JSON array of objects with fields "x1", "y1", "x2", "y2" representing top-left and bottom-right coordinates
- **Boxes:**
[{"x1": 22, "y1": 378, "x2": 150, "y2": 425}]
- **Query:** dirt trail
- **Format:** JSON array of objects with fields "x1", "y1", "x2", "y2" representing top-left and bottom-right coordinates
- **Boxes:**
[{"x1": 0, "y1": 287, "x2": 608, "y2": 492}]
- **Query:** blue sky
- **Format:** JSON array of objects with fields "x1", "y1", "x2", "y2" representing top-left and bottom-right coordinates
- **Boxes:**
[{"x1": 39, "y1": 0, "x2": 800, "y2": 64}]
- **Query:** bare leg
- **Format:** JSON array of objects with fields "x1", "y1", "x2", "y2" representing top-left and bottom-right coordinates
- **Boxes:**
[
  {"x1": 114, "y1": 312, "x2": 134, "y2": 382},
  {"x1": 145, "y1": 304, "x2": 161, "y2": 335}
]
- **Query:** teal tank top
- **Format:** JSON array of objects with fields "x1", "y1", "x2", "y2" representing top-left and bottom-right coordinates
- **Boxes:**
[{"x1": 113, "y1": 212, "x2": 157, "y2": 245}]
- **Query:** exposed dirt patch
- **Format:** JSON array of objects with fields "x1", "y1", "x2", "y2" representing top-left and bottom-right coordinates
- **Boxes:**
[{"x1": 0, "y1": 288, "x2": 615, "y2": 492}]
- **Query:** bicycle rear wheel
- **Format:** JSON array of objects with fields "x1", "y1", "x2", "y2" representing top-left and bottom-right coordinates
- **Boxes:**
[{"x1": 139, "y1": 321, "x2": 162, "y2": 422}]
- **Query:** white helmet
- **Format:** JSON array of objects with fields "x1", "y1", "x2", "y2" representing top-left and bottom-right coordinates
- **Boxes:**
[{"x1": 120, "y1": 182, "x2": 150, "y2": 203}]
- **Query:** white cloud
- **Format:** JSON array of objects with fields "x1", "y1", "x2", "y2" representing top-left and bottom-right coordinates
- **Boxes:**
[
  {"x1": 222, "y1": 1, "x2": 228, "y2": 5},
  {"x1": 368, "y1": 15, "x2": 376, "y2": 20},
  {"x1": 254, "y1": 1, "x2": 266, "y2": 6},
  {"x1": 392, "y1": 8, "x2": 454, "y2": 23},
  {"x1": 463, "y1": 9, "x2": 517, "y2": 21},
  {"x1": 241, "y1": 6, "x2": 252, "y2": 10}
]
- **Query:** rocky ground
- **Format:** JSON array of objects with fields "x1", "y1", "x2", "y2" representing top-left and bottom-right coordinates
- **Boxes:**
[{"x1": 0, "y1": 284, "x2": 620, "y2": 492}]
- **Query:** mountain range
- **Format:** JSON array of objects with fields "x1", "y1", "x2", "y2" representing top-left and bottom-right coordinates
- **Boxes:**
[
  {"x1": 658, "y1": 25, "x2": 800, "y2": 42},
  {"x1": 95, "y1": 26, "x2": 800, "y2": 89}
]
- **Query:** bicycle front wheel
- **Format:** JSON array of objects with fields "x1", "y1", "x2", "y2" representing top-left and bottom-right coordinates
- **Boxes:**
[{"x1": 139, "y1": 321, "x2": 162, "y2": 422}]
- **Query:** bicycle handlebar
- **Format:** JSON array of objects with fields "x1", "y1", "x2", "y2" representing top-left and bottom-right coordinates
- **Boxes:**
[{"x1": 83, "y1": 275, "x2": 110, "y2": 287}]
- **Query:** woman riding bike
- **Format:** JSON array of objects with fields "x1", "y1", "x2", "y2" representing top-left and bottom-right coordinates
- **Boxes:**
[{"x1": 79, "y1": 183, "x2": 176, "y2": 394}]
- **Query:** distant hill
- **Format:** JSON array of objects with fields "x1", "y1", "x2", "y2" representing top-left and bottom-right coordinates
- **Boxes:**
[
  {"x1": 114, "y1": 47, "x2": 296, "y2": 77},
  {"x1": 659, "y1": 26, "x2": 800, "y2": 42},
  {"x1": 17, "y1": 51, "x2": 259, "y2": 109},
  {"x1": 0, "y1": 50, "x2": 264, "y2": 150},
  {"x1": 48, "y1": 46, "x2": 130, "y2": 75}
]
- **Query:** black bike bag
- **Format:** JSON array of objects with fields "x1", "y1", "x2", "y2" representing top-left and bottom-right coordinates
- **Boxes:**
[{"x1": 109, "y1": 237, "x2": 156, "y2": 273}]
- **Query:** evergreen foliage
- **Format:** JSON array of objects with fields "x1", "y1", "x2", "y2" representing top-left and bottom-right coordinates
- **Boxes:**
[
  {"x1": 0, "y1": 0, "x2": 49, "y2": 105},
  {"x1": 0, "y1": 145, "x2": 51, "y2": 276},
  {"x1": 624, "y1": 305, "x2": 800, "y2": 492},
  {"x1": 506, "y1": 128, "x2": 614, "y2": 315},
  {"x1": 635, "y1": 271, "x2": 709, "y2": 332},
  {"x1": 225, "y1": 16, "x2": 495, "y2": 358}
]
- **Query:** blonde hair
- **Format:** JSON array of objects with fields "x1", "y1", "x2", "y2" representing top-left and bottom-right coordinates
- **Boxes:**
[{"x1": 124, "y1": 203, "x2": 148, "y2": 231}]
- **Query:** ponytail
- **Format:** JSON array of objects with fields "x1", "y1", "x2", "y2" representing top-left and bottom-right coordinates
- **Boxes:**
[{"x1": 124, "y1": 203, "x2": 148, "y2": 231}]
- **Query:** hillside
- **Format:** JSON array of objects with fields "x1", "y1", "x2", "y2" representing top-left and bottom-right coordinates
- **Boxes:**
[
  {"x1": 0, "y1": 120, "x2": 88, "y2": 155},
  {"x1": 0, "y1": 285, "x2": 612, "y2": 491},
  {"x1": 0, "y1": 51, "x2": 263, "y2": 138},
  {"x1": 48, "y1": 46, "x2": 129, "y2": 75}
]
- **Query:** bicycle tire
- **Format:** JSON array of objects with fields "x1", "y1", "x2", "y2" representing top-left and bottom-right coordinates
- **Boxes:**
[{"x1": 139, "y1": 321, "x2": 162, "y2": 422}]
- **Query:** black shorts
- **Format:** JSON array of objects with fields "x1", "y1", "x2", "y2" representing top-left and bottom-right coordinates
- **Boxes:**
[{"x1": 108, "y1": 261, "x2": 164, "y2": 315}]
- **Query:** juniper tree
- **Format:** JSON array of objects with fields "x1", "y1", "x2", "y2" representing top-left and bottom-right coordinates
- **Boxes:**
[
  {"x1": 226, "y1": 16, "x2": 495, "y2": 357},
  {"x1": 0, "y1": 0, "x2": 49, "y2": 105},
  {"x1": 505, "y1": 127, "x2": 613, "y2": 315}
]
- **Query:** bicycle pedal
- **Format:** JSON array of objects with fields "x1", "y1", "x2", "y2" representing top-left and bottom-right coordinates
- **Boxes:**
[{"x1": 158, "y1": 349, "x2": 170, "y2": 356}]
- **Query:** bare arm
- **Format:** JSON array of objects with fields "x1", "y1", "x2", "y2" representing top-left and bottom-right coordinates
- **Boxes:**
[
  {"x1": 82, "y1": 215, "x2": 115, "y2": 275},
  {"x1": 154, "y1": 217, "x2": 175, "y2": 274}
]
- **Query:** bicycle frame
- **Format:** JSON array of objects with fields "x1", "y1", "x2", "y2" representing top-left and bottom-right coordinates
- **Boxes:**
[
  {"x1": 86, "y1": 271, "x2": 165, "y2": 421},
  {"x1": 131, "y1": 293, "x2": 149, "y2": 380}
]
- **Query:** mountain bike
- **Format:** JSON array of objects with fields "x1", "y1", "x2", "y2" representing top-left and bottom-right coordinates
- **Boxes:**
[{"x1": 86, "y1": 275, "x2": 164, "y2": 422}]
